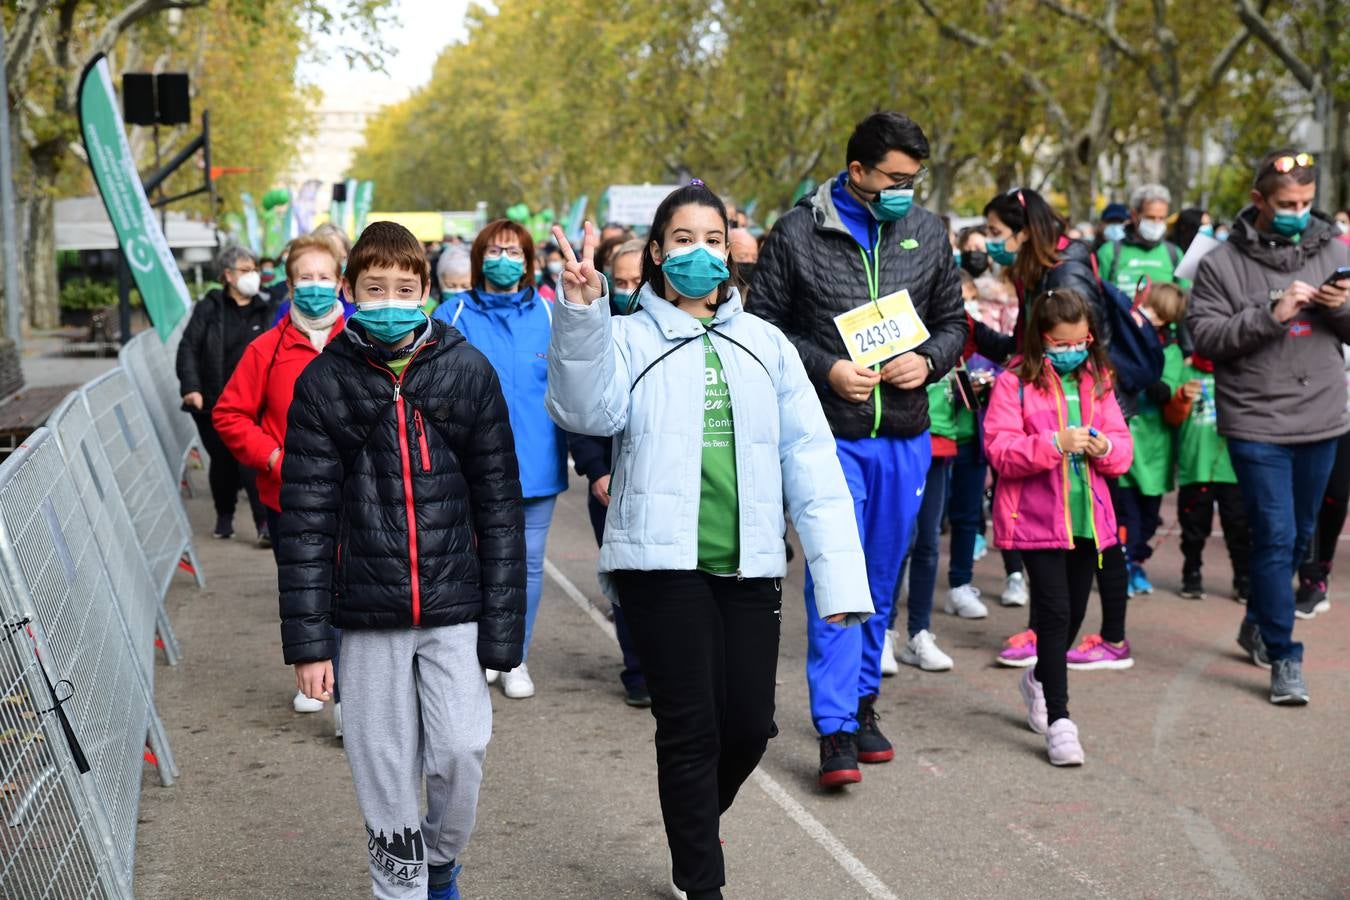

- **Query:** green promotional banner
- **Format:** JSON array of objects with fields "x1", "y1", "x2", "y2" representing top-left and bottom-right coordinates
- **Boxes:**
[
  {"x1": 77, "y1": 55, "x2": 191, "y2": 340},
  {"x1": 240, "y1": 192, "x2": 263, "y2": 254},
  {"x1": 354, "y1": 180, "x2": 375, "y2": 234},
  {"x1": 345, "y1": 178, "x2": 359, "y2": 237}
]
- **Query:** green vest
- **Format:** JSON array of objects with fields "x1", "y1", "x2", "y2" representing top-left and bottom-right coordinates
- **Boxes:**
[{"x1": 1175, "y1": 362, "x2": 1237, "y2": 486}]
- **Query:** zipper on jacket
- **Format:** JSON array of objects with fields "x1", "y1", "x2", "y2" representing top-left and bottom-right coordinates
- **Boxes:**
[
  {"x1": 856, "y1": 238, "x2": 886, "y2": 439},
  {"x1": 363, "y1": 343, "x2": 436, "y2": 627},
  {"x1": 413, "y1": 409, "x2": 431, "y2": 473}
]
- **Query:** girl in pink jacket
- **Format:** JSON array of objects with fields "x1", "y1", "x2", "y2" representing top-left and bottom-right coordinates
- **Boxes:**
[{"x1": 983, "y1": 289, "x2": 1133, "y2": 766}]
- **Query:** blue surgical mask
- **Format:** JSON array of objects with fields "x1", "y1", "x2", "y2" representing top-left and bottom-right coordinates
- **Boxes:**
[
  {"x1": 1272, "y1": 208, "x2": 1311, "y2": 238},
  {"x1": 661, "y1": 244, "x2": 729, "y2": 299},
  {"x1": 612, "y1": 290, "x2": 638, "y2": 314},
  {"x1": 292, "y1": 281, "x2": 339, "y2": 318},
  {"x1": 482, "y1": 255, "x2": 525, "y2": 288},
  {"x1": 986, "y1": 238, "x2": 1017, "y2": 267},
  {"x1": 1216, "y1": 229, "x2": 1229, "y2": 242},
  {"x1": 1103, "y1": 223, "x2": 1127, "y2": 243},
  {"x1": 1198, "y1": 224, "x2": 1215, "y2": 238},
  {"x1": 1047, "y1": 347, "x2": 1089, "y2": 374},
  {"x1": 869, "y1": 187, "x2": 914, "y2": 222},
  {"x1": 351, "y1": 301, "x2": 426, "y2": 345}
]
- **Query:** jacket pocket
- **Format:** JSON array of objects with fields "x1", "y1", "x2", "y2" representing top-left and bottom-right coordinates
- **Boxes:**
[{"x1": 413, "y1": 408, "x2": 432, "y2": 472}]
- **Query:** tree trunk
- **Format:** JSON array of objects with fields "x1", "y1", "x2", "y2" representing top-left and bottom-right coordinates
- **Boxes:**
[
  {"x1": 1063, "y1": 141, "x2": 1096, "y2": 224},
  {"x1": 23, "y1": 188, "x2": 60, "y2": 331},
  {"x1": 1160, "y1": 114, "x2": 1190, "y2": 208}
]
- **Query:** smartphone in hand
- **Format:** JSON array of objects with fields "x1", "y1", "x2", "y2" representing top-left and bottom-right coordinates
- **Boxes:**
[{"x1": 1322, "y1": 266, "x2": 1350, "y2": 288}]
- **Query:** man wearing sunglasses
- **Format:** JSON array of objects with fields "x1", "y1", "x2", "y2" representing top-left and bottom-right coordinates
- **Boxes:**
[
  {"x1": 755, "y1": 111, "x2": 967, "y2": 788},
  {"x1": 1188, "y1": 148, "x2": 1350, "y2": 706}
]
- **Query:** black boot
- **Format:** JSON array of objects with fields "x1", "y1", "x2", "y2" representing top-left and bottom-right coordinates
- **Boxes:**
[
  {"x1": 855, "y1": 694, "x2": 894, "y2": 763},
  {"x1": 817, "y1": 731, "x2": 861, "y2": 788}
]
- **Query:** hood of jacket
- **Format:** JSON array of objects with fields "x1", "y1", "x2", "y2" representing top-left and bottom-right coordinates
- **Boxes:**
[{"x1": 1229, "y1": 206, "x2": 1339, "y2": 273}]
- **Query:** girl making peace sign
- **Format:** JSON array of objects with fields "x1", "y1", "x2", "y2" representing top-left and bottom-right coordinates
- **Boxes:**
[{"x1": 545, "y1": 183, "x2": 871, "y2": 900}]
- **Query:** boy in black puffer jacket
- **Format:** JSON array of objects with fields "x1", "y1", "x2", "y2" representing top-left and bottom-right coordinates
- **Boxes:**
[{"x1": 278, "y1": 221, "x2": 525, "y2": 899}]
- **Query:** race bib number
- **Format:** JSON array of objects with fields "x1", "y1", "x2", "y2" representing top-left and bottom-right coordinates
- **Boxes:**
[{"x1": 833, "y1": 290, "x2": 931, "y2": 368}]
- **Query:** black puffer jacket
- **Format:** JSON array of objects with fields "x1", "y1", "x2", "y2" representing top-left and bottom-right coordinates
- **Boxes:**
[
  {"x1": 175, "y1": 288, "x2": 277, "y2": 408},
  {"x1": 276, "y1": 318, "x2": 526, "y2": 670},
  {"x1": 754, "y1": 180, "x2": 967, "y2": 439}
]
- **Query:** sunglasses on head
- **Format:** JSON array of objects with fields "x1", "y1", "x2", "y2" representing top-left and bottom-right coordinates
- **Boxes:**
[{"x1": 1258, "y1": 153, "x2": 1315, "y2": 184}]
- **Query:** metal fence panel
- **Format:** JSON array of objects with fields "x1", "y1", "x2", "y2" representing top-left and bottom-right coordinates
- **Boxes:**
[
  {"x1": 47, "y1": 395, "x2": 165, "y2": 674},
  {"x1": 0, "y1": 432, "x2": 148, "y2": 893},
  {"x1": 158, "y1": 323, "x2": 200, "y2": 474},
  {"x1": 117, "y1": 333, "x2": 182, "y2": 479},
  {"x1": 0, "y1": 595, "x2": 122, "y2": 900},
  {"x1": 81, "y1": 370, "x2": 202, "y2": 600}
]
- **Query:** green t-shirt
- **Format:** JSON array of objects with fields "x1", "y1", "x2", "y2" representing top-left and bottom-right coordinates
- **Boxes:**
[
  {"x1": 1061, "y1": 372, "x2": 1094, "y2": 540},
  {"x1": 697, "y1": 320, "x2": 740, "y2": 574},
  {"x1": 386, "y1": 355, "x2": 412, "y2": 377},
  {"x1": 926, "y1": 373, "x2": 978, "y2": 444},
  {"x1": 1175, "y1": 362, "x2": 1237, "y2": 486},
  {"x1": 1096, "y1": 240, "x2": 1190, "y2": 296},
  {"x1": 1119, "y1": 341, "x2": 1183, "y2": 495}
]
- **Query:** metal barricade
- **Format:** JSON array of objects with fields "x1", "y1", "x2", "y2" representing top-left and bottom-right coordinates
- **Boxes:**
[
  {"x1": 160, "y1": 322, "x2": 201, "y2": 474},
  {"x1": 48, "y1": 393, "x2": 182, "y2": 668},
  {"x1": 0, "y1": 430, "x2": 153, "y2": 896},
  {"x1": 82, "y1": 370, "x2": 204, "y2": 600},
  {"x1": 0, "y1": 589, "x2": 125, "y2": 899},
  {"x1": 118, "y1": 332, "x2": 188, "y2": 480}
]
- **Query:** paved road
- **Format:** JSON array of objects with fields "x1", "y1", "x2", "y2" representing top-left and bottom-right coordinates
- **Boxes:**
[{"x1": 135, "y1": 470, "x2": 1350, "y2": 899}]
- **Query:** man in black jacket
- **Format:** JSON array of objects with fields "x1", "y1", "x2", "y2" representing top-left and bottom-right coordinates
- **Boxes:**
[
  {"x1": 755, "y1": 111, "x2": 966, "y2": 788},
  {"x1": 278, "y1": 222, "x2": 525, "y2": 900},
  {"x1": 176, "y1": 245, "x2": 275, "y2": 542}
]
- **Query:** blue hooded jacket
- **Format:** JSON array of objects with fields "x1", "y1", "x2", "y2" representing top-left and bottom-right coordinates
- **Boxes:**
[{"x1": 433, "y1": 286, "x2": 567, "y2": 499}]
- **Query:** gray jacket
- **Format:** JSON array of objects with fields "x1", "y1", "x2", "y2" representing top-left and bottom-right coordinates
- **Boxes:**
[{"x1": 1187, "y1": 208, "x2": 1350, "y2": 444}]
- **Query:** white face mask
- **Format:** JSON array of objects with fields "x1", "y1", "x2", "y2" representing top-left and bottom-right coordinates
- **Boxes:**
[
  {"x1": 235, "y1": 271, "x2": 262, "y2": 298},
  {"x1": 1137, "y1": 220, "x2": 1167, "y2": 244},
  {"x1": 546, "y1": 260, "x2": 564, "y2": 276},
  {"x1": 1338, "y1": 220, "x2": 1350, "y2": 236}
]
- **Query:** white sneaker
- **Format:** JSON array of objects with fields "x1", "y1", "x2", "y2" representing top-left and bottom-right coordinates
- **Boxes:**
[
  {"x1": 292, "y1": 690, "x2": 323, "y2": 713},
  {"x1": 881, "y1": 631, "x2": 900, "y2": 676},
  {"x1": 897, "y1": 629, "x2": 954, "y2": 671},
  {"x1": 333, "y1": 701, "x2": 343, "y2": 739},
  {"x1": 1001, "y1": 572, "x2": 1029, "y2": 607},
  {"x1": 501, "y1": 664, "x2": 535, "y2": 699},
  {"x1": 944, "y1": 583, "x2": 989, "y2": 619},
  {"x1": 484, "y1": 668, "x2": 500, "y2": 685}
]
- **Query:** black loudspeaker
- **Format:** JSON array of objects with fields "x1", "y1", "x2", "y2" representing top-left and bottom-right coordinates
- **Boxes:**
[
  {"x1": 122, "y1": 73, "x2": 156, "y2": 125},
  {"x1": 331, "y1": 182, "x2": 348, "y2": 203},
  {"x1": 156, "y1": 73, "x2": 191, "y2": 125}
]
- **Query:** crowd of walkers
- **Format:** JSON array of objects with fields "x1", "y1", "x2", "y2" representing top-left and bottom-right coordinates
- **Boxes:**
[{"x1": 174, "y1": 110, "x2": 1350, "y2": 899}]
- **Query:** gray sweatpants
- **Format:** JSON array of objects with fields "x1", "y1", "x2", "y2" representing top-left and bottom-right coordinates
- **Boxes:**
[{"x1": 341, "y1": 623, "x2": 492, "y2": 899}]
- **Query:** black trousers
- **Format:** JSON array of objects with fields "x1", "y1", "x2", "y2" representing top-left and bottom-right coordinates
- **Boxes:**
[
  {"x1": 1177, "y1": 482, "x2": 1250, "y2": 581},
  {"x1": 1023, "y1": 539, "x2": 1099, "y2": 724},
  {"x1": 586, "y1": 494, "x2": 646, "y2": 692},
  {"x1": 1111, "y1": 481, "x2": 1163, "y2": 564},
  {"x1": 612, "y1": 570, "x2": 781, "y2": 900},
  {"x1": 191, "y1": 409, "x2": 264, "y2": 525},
  {"x1": 1302, "y1": 431, "x2": 1350, "y2": 579},
  {"x1": 1025, "y1": 543, "x2": 1127, "y2": 645}
]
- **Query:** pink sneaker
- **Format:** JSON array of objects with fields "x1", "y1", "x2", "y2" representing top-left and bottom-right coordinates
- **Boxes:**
[
  {"x1": 996, "y1": 629, "x2": 1038, "y2": 668},
  {"x1": 1046, "y1": 718, "x2": 1085, "y2": 766},
  {"x1": 1066, "y1": 634, "x2": 1134, "y2": 671},
  {"x1": 1018, "y1": 668, "x2": 1048, "y2": 734}
]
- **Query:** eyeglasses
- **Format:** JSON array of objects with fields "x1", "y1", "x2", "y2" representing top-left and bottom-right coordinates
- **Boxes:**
[
  {"x1": 485, "y1": 245, "x2": 525, "y2": 261},
  {"x1": 1042, "y1": 334, "x2": 1094, "y2": 351},
  {"x1": 871, "y1": 166, "x2": 927, "y2": 190},
  {"x1": 1267, "y1": 153, "x2": 1315, "y2": 175}
]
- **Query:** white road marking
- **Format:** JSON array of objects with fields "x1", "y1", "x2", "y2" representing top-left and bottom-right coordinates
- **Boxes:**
[
  {"x1": 544, "y1": 557, "x2": 900, "y2": 900},
  {"x1": 1006, "y1": 823, "x2": 1113, "y2": 897}
]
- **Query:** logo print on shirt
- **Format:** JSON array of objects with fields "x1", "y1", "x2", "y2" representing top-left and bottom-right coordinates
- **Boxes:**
[{"x1": 1289, "y1": 320, "x2": 1312, "y2": 337}]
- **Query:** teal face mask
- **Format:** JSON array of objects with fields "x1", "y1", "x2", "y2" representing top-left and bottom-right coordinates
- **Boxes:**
[
  {"x1": 986, "y1": 238, "x2": 1017, "y2": 267},
  {"x1": 661, "y1": 244, "x2": 729, "y2": 299},
  {"x1": 292, "y1": 281, "x2": 339, "y2": 318},
  {"x1": 1198, "y1": 224, "x2": 1215, "y2": 238},
  {"x1": 1272, "y1": 208, "x2": 1311, "y2": 238},
  {"x1": 351, "y1": 303, "x2": 426, "y2": 345},
  {"x1": 612, "y1": 290, "x2": 638, "y2": 314},
  {"x1": 870, "y1": 187, "x2": 914, "y2": 222},
  {"x1": 482, "y1": 255, "x2": 525, "y2": 288},
  {"x1": 1047, "y1": 347, "x2": 1089, "y2": 374}
]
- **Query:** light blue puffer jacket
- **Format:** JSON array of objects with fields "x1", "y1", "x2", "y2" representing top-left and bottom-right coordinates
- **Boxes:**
[{"x1": 545, "y1": 284, "x2": 872, "y2": 623}]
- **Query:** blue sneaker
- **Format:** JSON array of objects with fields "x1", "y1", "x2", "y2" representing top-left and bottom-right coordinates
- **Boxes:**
[
  {"x1": 973, "y1": 533, "x2": 988, "y2": 561},
  {"x1": 1128, "y1": 563, "x2": 1154, "y2": 596},
  {"x1": 428, "y1": 864, "x2": 462, "y2": 900}
]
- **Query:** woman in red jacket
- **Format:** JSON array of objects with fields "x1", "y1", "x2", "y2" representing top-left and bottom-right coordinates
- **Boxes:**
[{"x1": 214, "y1": 233, "x2": 346, "y2": 721}]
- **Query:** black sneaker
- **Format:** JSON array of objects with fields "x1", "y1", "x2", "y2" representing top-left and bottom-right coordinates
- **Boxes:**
[
  {"x1": 817, "y1": 731, "x2": 862, "y2": 788},
  {"x1": 623, "y1": 684, "x2": 652, "y2": 708},
  {"x1": 1180, "y1": 572, "x2": 1205, "y2": 600},
  {"x1": 213, "y1": 515, "x2": 234, "y2": 539},
  {"x1": 256, "y1": 526, "x2": 272, "y2": 549},
  {"x1": 1294, "y1": 580, "x2": 1329, "y2": 620},
  {"x1": 1270, "y1": 658, "x2": 1310, "y2": 705},
  {"x1": 1236, "y1": 621, "x2": 1271, "y2": 669},
  {"x1": 1231, "y1": 575, "x2": 1250, "y2": 605},
  {"x1": 855, "y1": 694, "x2": 894, "y2": 763}
]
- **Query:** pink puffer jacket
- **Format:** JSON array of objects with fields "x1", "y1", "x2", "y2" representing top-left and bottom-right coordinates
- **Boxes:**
[{"x1": 984, "y1": 364, "x2": 1133, "y2": 551}]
